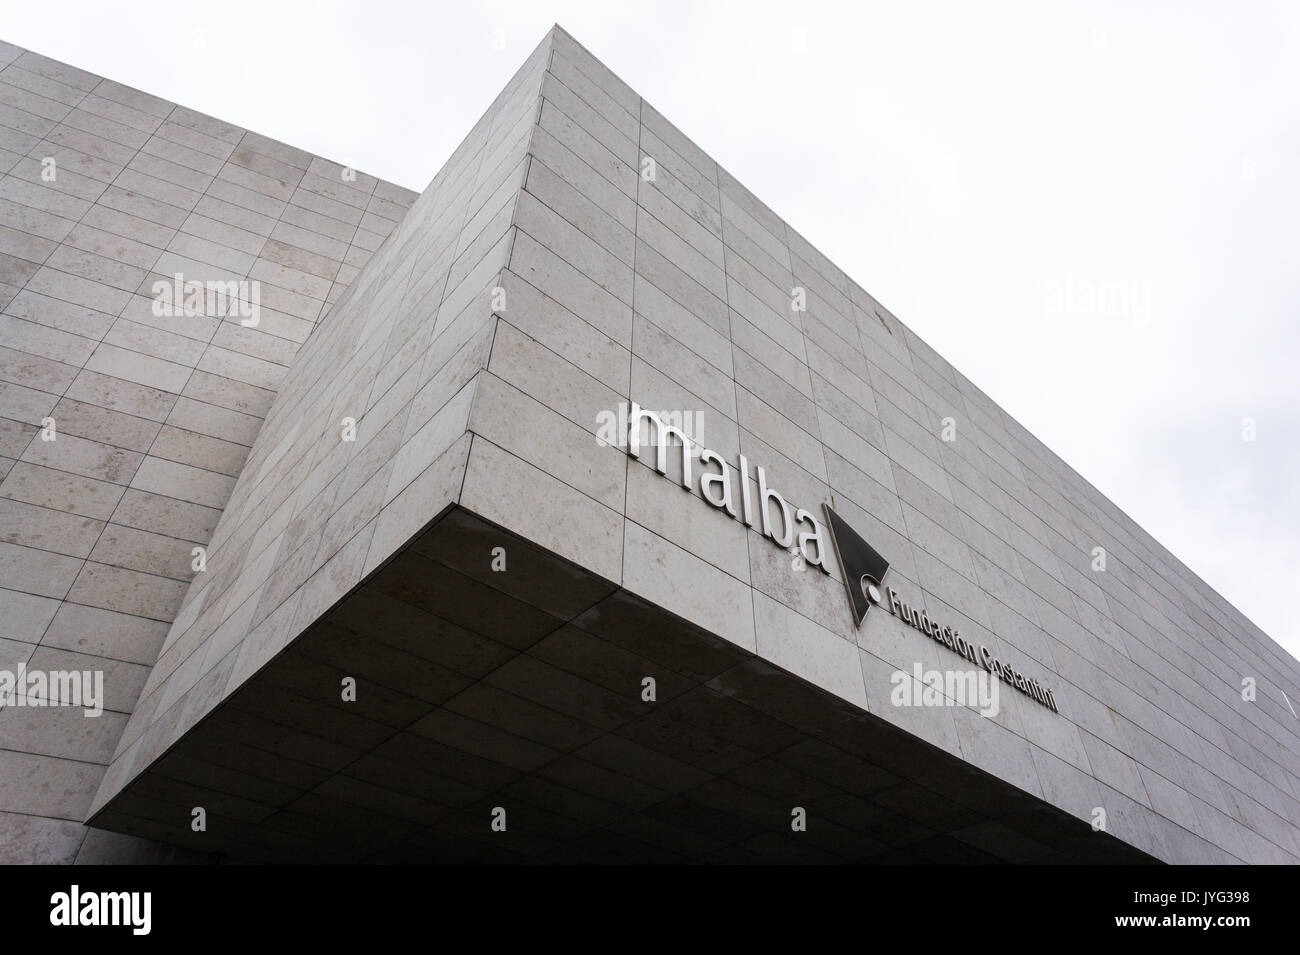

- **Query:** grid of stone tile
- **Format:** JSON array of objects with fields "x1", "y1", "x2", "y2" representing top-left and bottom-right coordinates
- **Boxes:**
[
  {"x1": 0, "y1": 39, "x2": 416, "y2": 861},
  {"x1": 88, "y1": 34, "x2": 553, "y2": 825},
  {"x1": 96, "y1": 527, "x2": 1132, "y2": 863},
  {"x1": 79, "y1": 26, "x2": 1300, "y2": 864},
  {"x1": 460, "y1": 28, "x2": 1300, "y2": 863}
]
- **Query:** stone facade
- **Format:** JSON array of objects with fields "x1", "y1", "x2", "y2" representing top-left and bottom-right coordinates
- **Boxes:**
[
  {"x1": 4, "y1": 27, "x2": 1298, "y2": 863},
  {"x1": 0, "y1": 38, "x2": 416, "y2": 861}
]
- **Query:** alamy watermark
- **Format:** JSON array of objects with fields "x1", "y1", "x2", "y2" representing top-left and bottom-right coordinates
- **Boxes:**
[
  {"x1": 1044, "y1": 276, "x2": 1152, "y2": 326},
  {"x1": 595, "y1": 404, "x2": 706, "y2": 448},
  {"x1": 0, "y1": 664, "x2": 104, "y2": 717},
  {"x1": 152, "y1": 273, "x2": 261, "y2": 326},
  {"x1": 890, "y1": 662, "x2": 1000, "y2": 717},
  {"x1": 50, "y1": 886, "x2": 150, "y2": 935}
]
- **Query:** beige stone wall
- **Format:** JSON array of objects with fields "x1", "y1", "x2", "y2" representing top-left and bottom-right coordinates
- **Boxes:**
[
  {"x1": 6, "y1": 25, "x2": 1298, "y2": 864},
  {"x1": 0, "y1": 38, "x2": 415, "y2": 862},
  {"x1": 459, "y1": 28, "x2": 1300, "y2": 862},
  {"x1": 86, "y1": 31, "x2": 552, "y2": 833}
]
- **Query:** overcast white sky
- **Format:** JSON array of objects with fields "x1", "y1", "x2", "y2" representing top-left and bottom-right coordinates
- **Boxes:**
[{"x1": 7, "y1": 1, "x2": 1298, "y2": 664}]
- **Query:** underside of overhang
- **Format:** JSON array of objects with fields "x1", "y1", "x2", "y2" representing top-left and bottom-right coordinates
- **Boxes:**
[{"x1": 87, "y1": 506, "x2": 1159, "y2": 864}]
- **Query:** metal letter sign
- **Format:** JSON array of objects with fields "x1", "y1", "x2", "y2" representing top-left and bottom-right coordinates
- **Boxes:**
[
  {"x1": 616, "y1": 404, "x2": 1060, "y2": 713},
  {"x1": 822, "y1": 504, "x2": 890, "y2": 628}
]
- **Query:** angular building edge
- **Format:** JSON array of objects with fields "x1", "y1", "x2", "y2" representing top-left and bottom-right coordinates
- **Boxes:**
[{"x1": 3, "y1": 24, "x2": 1294, "y2": 863}]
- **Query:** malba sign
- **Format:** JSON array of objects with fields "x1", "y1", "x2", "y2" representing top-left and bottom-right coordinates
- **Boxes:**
[{"x1": 613, "y1": 402, "x2": 1060, "y2": 714}]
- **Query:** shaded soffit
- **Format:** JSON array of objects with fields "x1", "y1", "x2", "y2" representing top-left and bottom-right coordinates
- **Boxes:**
[{"x1": 88, "y1": 506, "x2": 1159, "y2": 864}]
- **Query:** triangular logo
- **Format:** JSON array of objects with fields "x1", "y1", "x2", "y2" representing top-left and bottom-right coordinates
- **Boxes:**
[{"x1": 823, "y1": 504, "x2": 891, "y2": 628}]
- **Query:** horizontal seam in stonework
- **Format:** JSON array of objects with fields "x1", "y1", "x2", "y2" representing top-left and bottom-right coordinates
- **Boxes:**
[{"x1": 0, "y1": 167, "x2": 402, "y2": 241}]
